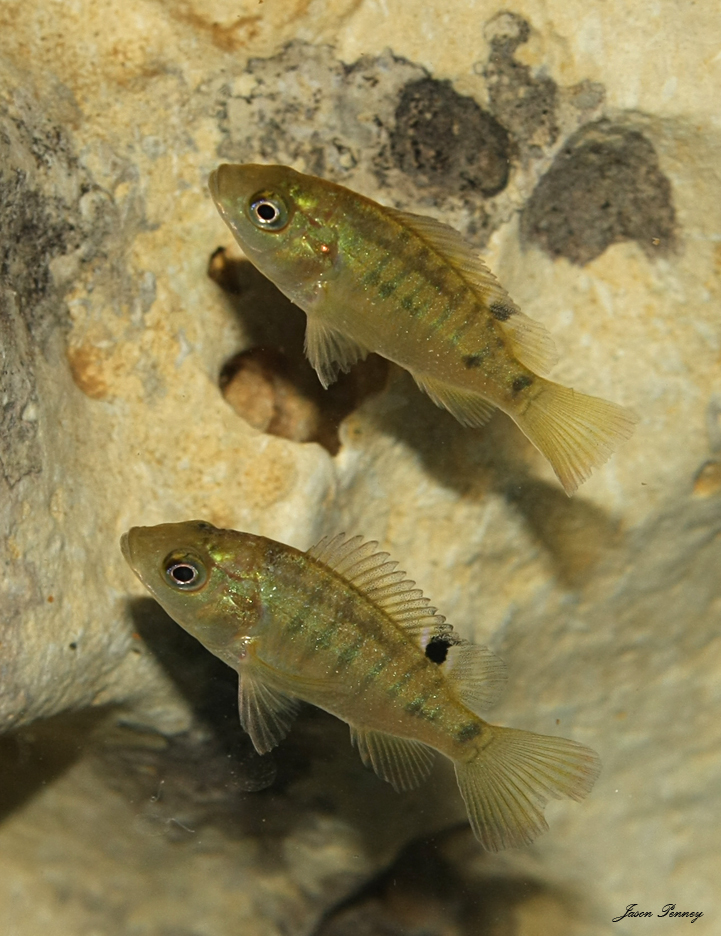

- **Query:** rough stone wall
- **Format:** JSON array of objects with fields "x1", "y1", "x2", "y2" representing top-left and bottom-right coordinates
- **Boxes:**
[{"x1": 0, "y1": 2, "x2": 719, "y2": 934}]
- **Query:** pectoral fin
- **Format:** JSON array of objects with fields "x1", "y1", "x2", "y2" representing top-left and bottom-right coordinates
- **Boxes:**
[
  {"x1": 238, "y1": 663, "x2": 300, "y2": 754},
  {"x1": 304, "y1": 317, "x2": 368, "y2": 388}
]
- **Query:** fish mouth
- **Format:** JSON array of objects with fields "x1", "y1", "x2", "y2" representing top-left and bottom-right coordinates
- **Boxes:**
[
  {"x1": 120, "y1": 527, "x2": 145, "y2": 581},
  {"x1": 207, "y1": 168, "x2": 220, "y2": 205},
  {"x1": 120, "y1": 530, "x2": 132, "y2": 564}
]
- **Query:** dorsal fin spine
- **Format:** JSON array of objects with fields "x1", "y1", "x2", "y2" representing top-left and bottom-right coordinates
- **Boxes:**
[{"x1": 306, "y1": 532, "x2": 450, "y2": 644}]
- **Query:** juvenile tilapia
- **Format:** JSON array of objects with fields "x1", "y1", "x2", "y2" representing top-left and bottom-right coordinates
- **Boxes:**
[
  {"x1": 122, "y1": 520, "x2": 600, "y2": 851},
  {"x1": 209, "y1": 164, "x2": 636, "y2": 495}
]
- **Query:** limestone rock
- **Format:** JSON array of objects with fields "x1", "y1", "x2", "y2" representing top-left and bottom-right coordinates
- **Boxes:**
[{"x1": 0, "y1": 2, "x2": 719, "y2": 935}]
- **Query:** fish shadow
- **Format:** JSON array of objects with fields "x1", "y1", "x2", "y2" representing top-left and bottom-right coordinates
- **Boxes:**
[
  {"x1": 363, "y1": 372, "x2": 623, "y2": 588},
  {"x1": 314, "y1": 827, "x2": 588, "y2": 936},
  {"x1": 0, "y1": 707, "x2": 114, "y2": 824},
  {"x1": 208, "y1": 254, "x2": 622, "y2": 586},
  {"x1": 209, "y1": 250, "x2": 389, "y2": 454}
]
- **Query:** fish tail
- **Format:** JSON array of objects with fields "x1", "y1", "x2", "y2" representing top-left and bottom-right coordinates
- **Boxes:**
[
  {"x1": 512, "y1": 378, "x2": 637, "y2": 495},
  {"x1": 454, "y1": 725, "x2": 600, "y2": 851}
]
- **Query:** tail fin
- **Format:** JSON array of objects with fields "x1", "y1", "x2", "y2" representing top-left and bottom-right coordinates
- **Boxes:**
[
  {"x1": 454, "y1": 726, "x2": 601, "y2": 851},
  {"x1": 513, "y1": 379, "x2": 637, "y2": 495}
]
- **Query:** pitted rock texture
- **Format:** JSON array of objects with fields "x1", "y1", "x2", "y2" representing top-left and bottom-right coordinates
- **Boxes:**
[{"x1": 0, "y1": 2, "x2": 720, "y2": 936}]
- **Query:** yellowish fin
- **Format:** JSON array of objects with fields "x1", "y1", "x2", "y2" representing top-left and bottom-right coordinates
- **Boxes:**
[
  {"x1": 304, "y1": 317, "x2": 368, "y2": 388},
  {"x1": 514, "y1": 379, "x2": 638, "y2": 495},
  {"x1": 413, "y1": 374, "x2": 497, "y2": 427},
  {"x1": 349, "y1": 726, "x2": 435, "y2": 792},
  {"x1": 454, "y1": 726, "x2": 601, "y2": 851}
]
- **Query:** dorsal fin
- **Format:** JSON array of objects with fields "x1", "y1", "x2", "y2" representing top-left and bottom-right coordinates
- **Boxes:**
[
  {"x1": 387, "y1": 207, "x2": 558, "y2": 375},
  {"x1": 307, "y1": 533, "x2": 452, "y2": 641},
  {"x1": 441, "y1": 640, "x2": 508, "y2": 711}
]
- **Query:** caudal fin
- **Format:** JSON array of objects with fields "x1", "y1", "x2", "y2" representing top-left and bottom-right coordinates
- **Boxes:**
[
  {"x1": 454, "y1": 726, "x2": 601, "y2": 851},
  {"x1": 513, "y1": 379, "x2": 637, "y2": 495}
]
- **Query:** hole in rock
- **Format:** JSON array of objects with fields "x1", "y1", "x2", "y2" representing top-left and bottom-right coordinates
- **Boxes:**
[{"x1": 210, "y1": 248, "x2": 389, "y2": 454}]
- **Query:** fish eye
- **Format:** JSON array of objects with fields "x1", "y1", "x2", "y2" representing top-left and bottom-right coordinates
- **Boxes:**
[
  {"x1": 248, "y1": 192, "x2": 290, "y2": 231},
  {"x1": 163, "y1": 554, "x2": 208, "y2": 591}
]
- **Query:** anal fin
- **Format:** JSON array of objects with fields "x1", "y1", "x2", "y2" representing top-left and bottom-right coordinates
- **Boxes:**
[
  {"x1": 304, "y1": 317, "x2": 368, "y2": 388},
  {"x1": 413, "y1": 373, "x2": 496, "y2": 428},
  {"x1": 350, "y1": 725, "x2": 435, "y2": 792},
  {"x1": 238, "y1": 663, "x2": 300, "y2": 755}
]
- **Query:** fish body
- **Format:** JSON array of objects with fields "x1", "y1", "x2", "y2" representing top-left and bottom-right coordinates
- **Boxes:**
[
  {"x1": 122, "y1": 520, "x2": 601, "y2": 850},
  {"x1": 209, "y1": 164, "x2": 636, "y2": 494}
]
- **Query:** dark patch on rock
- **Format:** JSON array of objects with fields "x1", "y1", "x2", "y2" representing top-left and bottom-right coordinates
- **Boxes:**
[
  {"x1": 0, "y1": 111, "x2": 85, "y2": 486},
  {"x1": 390, "y1": 77, "x2": 510, "y2": 197},
  {"x1": 490, "y1": 301, "x2": 514, "y2": 321},
  {"x1": 521, "y1": 120, "x2": 676, "y2": 264},
  {"x1": 482, "y1": 11, "x2": 559, "y2": 150},
  {"x1": 512, "y1": 374, "x2": 534, "y2": 394}
]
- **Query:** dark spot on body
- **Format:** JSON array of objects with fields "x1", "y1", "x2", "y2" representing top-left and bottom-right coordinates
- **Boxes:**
[
  {"x1": 378, "y1": 279, "x2": 398, "y2": 299},
  {"x1": 68, "y1": 642, "x2": 77, "y2": 650},
  {"x1": 521, "y1": 120, "x2": 676, "y2": 264},
  {"x1": 512, "y1": 375, "x2": 534, "y2": 394},
  {"x1": 363, "y1": 269, "x2": 381, "y2": 288},
  {"x1": 391, "y1": 77, "x2": 510, "y2": 198},
  {"x1": 463, "y1": 354, "x2": 484, "y2": 369},
  {"x1": 404, "y1": 698, "x2": 425, "y2": 715},
  {"x1": 286, "y1": 611, "x2": 306, "y2": 634},
  {"x1": 400, "y1": 294, "x2": 418, "y2": 314},
  {"x1": 336, "y1": 634, "x2": 365, "y2": 665},
  {"x1": 490, "y1": 302, "x2": 514, "y2": 321},
  {"x1": 425, "y1": 636, "x2": 450, "y2": 664},
  {"x1": 456, "y1": 722, "x2": 482, "y2": 743}
]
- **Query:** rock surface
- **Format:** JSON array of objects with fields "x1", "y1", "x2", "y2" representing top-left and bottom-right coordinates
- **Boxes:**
[{"x1": 1, "y1": 1, "x2": 719, "y2": 934}]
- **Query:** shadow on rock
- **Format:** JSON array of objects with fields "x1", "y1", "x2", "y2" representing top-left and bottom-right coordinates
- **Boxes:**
[
  {"x1": 314, "y1": 826, "x2": 586, "y2": 936},
  {"x1": 0, "y1": 708, "x2": 113, "y2": 823},
  {"x1": 364, "y1": 371, "x2": 624, "y2": 588}
]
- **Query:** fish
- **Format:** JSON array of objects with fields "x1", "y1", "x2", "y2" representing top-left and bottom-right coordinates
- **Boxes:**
[
  {"x1": 209, "y1": 163, "x2": 636, "y2": 495},
  {"x1": 121, "y1": 520, "x2": 601, "y2": 851}
]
